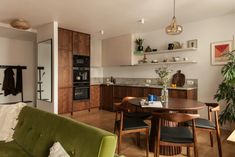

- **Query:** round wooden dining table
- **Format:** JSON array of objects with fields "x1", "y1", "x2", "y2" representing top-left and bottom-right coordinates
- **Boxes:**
[{"x1": 128, "y1": 98, "x2": 205, "y2": 156}]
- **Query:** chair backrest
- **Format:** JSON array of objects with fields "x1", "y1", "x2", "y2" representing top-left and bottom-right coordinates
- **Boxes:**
[{"x1": 152, "y1": 112, "x2": 200, "y2": 123}]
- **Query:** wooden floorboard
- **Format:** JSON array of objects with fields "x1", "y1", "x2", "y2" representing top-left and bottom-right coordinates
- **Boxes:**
[{"x1": 63, "y1": 108, "x2": 235, "y2": 157}]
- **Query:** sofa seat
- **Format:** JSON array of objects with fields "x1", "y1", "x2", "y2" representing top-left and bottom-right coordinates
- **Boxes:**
[{"x1": 0, "y1": 141, "x2": 31, "y2": 157}]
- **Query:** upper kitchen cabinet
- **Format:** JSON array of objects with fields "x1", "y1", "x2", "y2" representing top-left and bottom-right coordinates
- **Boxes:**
[
  {"x1": 73, "y1": 32, "x2": 90, "y2": 56},
  {"x1": 58, "y1": 28, "x2": 73, "y2": 51},
  {"x1": 102, "y1": 34, "x2": 137, "y2": 66}
]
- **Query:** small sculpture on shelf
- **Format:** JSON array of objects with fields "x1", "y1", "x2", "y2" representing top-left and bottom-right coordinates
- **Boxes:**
[{"x1": 145, "y1": 46, "x2": 152, "y2": 52}]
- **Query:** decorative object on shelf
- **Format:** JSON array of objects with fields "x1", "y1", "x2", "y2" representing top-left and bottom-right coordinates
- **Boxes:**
[
  {"x1": 165, "y1": 0, "x2": 183, "y2": 35},
  {"x1": 187, "y1": 39, "x2": 198, "y2": 48},
  {"x1": 173, "y1": 41, "x2": 183, "y2": 49},
  {"x1": 163, "y1": 58, "x2": 169, "y2": 62},
  {"x1": 168, "y1": 43, "x2": 174, "y2": 50},
  {"x1": 172, "y1": 70, "x2": 185, "y2": 87},
  {"x1": 151, "y1": 60, "x2": 158, "y2": 63},
  {"x1": 135, "y1": 38, "x2": 144, "y2": 51},
  {"x1": 211, "y1": 40, "x2": 233, "y2": 65},
  {"x1": 183, "y1": 57, "x2": 189, "y2": 61},
  {"x1": 214, "y1": 51, "x2": 235, "y2": 125},
  {"x1": 172, "y1": 56, "x2": 181, "y2": 62},
  {"x1": 145, "y1": 46, "x2": 152, "y2": 52},
  {"x1": 10, "y1": 19, "x2": 30, "y2": 30},
  {"x1": 152, "y1": 49, "x2": 157, "y2": 52},
  {"x1": 138, "y1": 54, "x2": 148, "y2": 64},
  {"x1": 155, "y1": 67, "x2": 172, "y2": 102}
]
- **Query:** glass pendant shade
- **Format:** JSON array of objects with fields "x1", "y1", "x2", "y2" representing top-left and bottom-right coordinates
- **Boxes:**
[
  {"x1": 165, "y1": 0, "x2": 183, "y2": 35},
  {"x1": 165, "y1": 16, "x2": 183, "y2": 35}
]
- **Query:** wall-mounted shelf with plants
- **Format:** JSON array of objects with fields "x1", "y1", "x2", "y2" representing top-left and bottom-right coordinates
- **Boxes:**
[{"x1": 134, "y1": 47, "x2": 197, "y2": 56}]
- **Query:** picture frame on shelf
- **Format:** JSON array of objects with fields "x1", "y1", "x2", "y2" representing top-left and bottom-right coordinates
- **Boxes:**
[
  {"x1": 211, "y1": 40, "x2": 233, "y2": 65},
  {"x1": 187, "y1": 39, "x2": 198, "y2": 48}
]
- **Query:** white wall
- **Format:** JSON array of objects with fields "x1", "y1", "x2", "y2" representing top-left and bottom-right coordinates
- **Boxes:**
[
  {"x1": 36, "y1": 21, "x2": 58, "y2": 114},
  {"x1": 103, "y1": 13, "x2": 235, "y2": 120},
  {"x1": 0, "y1": 30, "x2": 36, "y2": 105}
]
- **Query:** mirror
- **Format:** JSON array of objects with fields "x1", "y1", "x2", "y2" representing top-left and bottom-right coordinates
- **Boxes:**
[{"x1": 37, "y1": 39, "x2": 52, "y2": 102}]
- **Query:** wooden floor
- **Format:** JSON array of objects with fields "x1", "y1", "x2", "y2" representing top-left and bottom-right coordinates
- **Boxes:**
[{"x1": 64, "y1": 109, "x2": 235, "y2": 157}]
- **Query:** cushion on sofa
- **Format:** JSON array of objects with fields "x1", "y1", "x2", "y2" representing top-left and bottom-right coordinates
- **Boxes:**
[
  {"x1": 13, "y1": 106, "x2": 117, "y2": 157},
  {"x1": 0, "y1": 141, "x2": 31, "y2": 157}
]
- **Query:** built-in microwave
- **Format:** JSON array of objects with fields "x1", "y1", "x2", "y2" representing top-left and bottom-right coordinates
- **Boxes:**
[{"x1": 73, "y1": 55, "x2": 90, "y2": 67}]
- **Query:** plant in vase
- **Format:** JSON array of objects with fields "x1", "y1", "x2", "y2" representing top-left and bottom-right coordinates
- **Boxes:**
[
  {"x1": 155, "y1": 67, "x2": 172, "y2": 102},
  {"x1": 135, "y1": 38, "x2": 144, "y2": 52},
  {"x1": 214, "y1": 50, "x2": 235, "y2": 125}
]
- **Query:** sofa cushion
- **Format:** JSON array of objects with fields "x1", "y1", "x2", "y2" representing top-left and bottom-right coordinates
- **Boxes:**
[
  {"x1": 13, "y1": 106, "x2": 117, "y2": 157},
  {"x1": 0, "y1": 141, "x2": 31, "y2": 157}
]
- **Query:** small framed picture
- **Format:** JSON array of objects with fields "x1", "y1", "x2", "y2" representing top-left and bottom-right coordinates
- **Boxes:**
[
  {"x1": 211, "y1": 40, "x2": 233, "y2": 65},
  {"x1": 187, "y1": 39, "x2": 198, "y2": 48}
]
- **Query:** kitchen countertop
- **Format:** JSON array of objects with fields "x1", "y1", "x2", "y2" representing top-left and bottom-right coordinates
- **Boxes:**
[{"x1": 91, "y1": 83, "x2": 197, "y2": 90}]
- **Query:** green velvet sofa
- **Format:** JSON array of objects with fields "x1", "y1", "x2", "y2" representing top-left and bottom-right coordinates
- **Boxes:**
[{"x1": 0, "y1": 106, "x2": 122, "y2": 157}]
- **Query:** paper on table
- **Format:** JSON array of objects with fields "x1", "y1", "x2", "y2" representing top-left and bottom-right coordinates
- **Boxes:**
[
  {"x1": 227, "y1": 130, "x2": 235, "y2": 143},
  {"x1": 141, "y1": 101, "x2": 163, "y2": 108}
]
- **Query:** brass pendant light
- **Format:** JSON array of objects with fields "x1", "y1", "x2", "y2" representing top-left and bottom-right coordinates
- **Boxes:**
[{"x1": 165, "y1": 0, "x2": 183, "y2": 35}]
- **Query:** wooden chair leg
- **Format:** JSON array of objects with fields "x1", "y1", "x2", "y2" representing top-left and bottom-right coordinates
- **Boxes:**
[
  {"x1": 216, "y1": 129, "x2": 222, "y2": 157},
  {"x1": 209, "y1": 131, "x2": 214, "y2": 147},
  {"x1": 146, "y1": 128, "x2": 149, "y2": 157},
  {"x1": 187, "y1": 147, "x2": 190, "y2": 157},
  {"x1": 118, "y1": 133, "x2": 122, "y2": 154},
  {"x1": 113, "y1": 122, "x2": 116, "y2": 134},
  {"x1": 136, "y1": 133, "x2": 141, "y2": 146},
  {"x1": 193, "y1": 143, "x2": 198, "y2": 157}
]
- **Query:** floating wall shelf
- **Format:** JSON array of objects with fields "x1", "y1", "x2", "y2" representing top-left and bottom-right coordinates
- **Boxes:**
[
  {"x1": 134, "y1": 47, "x2": 197, "y2": 56},
  {"x1": 134, "y1": 61, "x2": 197, "y2": 66}
]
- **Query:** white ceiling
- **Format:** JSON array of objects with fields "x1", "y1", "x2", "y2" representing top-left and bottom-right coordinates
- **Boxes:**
[{"x1": 0, "y1": 0, "x2": 235, "y2": 39}]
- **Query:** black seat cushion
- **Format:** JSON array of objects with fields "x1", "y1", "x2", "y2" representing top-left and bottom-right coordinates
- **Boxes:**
[
  {"x1": 185, "y1": 118, "x2": 216, "y2": 129},
  {"x1": 161, "y1": 126, "x2": 194, "y2": 144},
  {"x1": 116, "y1": 118, "x2": 149, "y2": 130},
  {"x1": 124, "y1": 112, "x2": 151, "y2": 120}
]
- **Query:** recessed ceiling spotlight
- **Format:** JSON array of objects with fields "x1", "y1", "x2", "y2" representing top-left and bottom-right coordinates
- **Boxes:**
[
  {"x1": 100, "y1": 30, "x2": 104, "y2": 35},
  {"x1": 139, "y1": 19, "x2": 145, "y2": 24}
]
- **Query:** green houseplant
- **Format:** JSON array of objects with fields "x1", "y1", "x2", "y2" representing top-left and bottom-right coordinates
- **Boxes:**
[
  {"x1": 135, "y1": 38, "x2": 144, "y2": 51},
  {"x1": 214, "y1": 50, "x2": 235, "y2": 125}
]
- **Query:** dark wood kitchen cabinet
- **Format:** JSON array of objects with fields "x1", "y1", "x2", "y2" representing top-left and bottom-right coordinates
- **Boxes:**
[
  {"x1": 101, "y1": 85, "x2": 114, "y2": 111},
  {"x1": 58, "y1": 28, "x2": 73, "y2": 51},
  {"x1": 58, "y1": 87, "x2": 73, "y2": 114},
  {"x1": 73, "y1": 32, "x2": 90, "y2": 56},
  {"x1": 58, "y1": 28, "x2": 91, "y2": 114},
  {"x1": 90, "y1": 85, "x2": 101, "y2": 108},
  {"x1": 100, "y1": 85, "x2": 198, "y2": 111}
]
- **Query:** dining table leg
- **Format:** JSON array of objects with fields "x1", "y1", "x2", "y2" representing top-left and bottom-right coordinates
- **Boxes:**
[{"x1": 149, "y1": 116, "x2": 182, "y2": 155}]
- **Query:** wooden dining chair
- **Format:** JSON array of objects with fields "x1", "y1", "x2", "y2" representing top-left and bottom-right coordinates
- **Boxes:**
[
  {"x1": 153, "y1": 112, "x2": 200, "y2": 157},
  {"x1": 185, "y1": 103, "x2": 222, "y2": 157},
  {"x1": 114, "y1": 101, "x2": 149, "y2": 157},
  {"x1": 113, "y1": 96, "x2": 151, "y2": 133}
]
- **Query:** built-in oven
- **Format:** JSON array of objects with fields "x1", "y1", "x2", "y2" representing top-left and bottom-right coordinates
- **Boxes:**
[
  {"x1": 73, "y1": 83, "x2": 90, "y2": 100},
  {"x1": 73, "y1": 55, "x2": 90, "y2": 67}
]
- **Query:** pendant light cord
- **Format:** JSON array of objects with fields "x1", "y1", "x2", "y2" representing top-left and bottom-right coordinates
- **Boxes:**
[{"x1": 173, "y1": 0, "x2": 176, "y2": 17}]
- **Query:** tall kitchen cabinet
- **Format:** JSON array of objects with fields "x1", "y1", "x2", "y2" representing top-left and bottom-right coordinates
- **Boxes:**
[{"x1": 58, "y1": 28, "x2": 91, "y2": 114}]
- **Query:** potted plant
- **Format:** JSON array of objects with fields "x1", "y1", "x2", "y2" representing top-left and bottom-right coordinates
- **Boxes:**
[
  {"x1": 135, "y1": 38, "x2": 144, "y2": 51},
  {"x1": 214, "y1": 50, "x2": 235, "y2": 125}
]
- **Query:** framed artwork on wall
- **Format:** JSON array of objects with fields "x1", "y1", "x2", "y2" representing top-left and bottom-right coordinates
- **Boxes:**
[
  {"x1": 187, "y1": 39, "x2": 198, "y2": 48},
  {"x1": 211, "y1": 40, "x2": 233, "y2": 65}
]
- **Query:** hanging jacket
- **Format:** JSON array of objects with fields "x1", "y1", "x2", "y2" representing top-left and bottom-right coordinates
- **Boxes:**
[
  {"x1": 2, "y1": 68, "x2": 17, "y2": 96},
  {"x1": 15, "y1": 66, "x2": 23, "y2": 94}
]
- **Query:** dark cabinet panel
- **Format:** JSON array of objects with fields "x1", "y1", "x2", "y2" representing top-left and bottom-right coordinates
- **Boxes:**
[
  {"x1": 101, "y1": 85, "x2": 114, "y2": 111},
  {"x1": 58, "y1": 28, "x2": 73, "y2": 51},
  {"x1": 90, "y1": 85, "x2": 101, "y2": 108},
  {"x1": 73, "y1": 100, "x2": 90, "y2": 111},
  {"x1": 58, "y1": 87, "x2": 72, "y2": 114},
  {"x1": 58, "y1": 49, "x2": 72, "y2": 88},
  {"x1": 73, "y1": 32, "x2": 90, "y2": 56}
]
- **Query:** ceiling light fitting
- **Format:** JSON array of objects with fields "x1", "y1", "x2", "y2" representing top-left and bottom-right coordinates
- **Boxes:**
[{"x1": 165, "y1": 0, "x2": 183, "y2": 35}]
